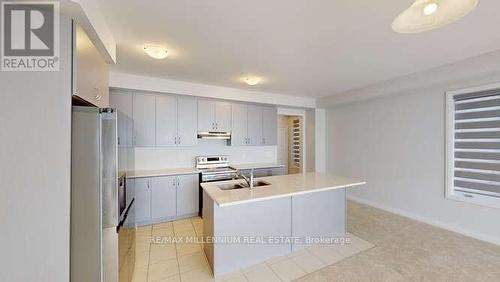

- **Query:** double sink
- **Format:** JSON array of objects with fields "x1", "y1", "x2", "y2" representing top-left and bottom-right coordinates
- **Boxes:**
[{"x1": 217, "y1": 180, "x2": 271, "y2": 191}]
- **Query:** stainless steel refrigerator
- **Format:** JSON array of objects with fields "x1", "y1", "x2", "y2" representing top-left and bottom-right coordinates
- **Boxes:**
[{"x1": 71, "y1": 106, "x2": 135, "y2": 282}]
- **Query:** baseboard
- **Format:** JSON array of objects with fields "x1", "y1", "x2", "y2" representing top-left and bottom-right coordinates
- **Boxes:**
[
  {"x1": 134, "y1": 213, "x2": 199, "y2": 228},
  {"x1": 347, "y1": 195, "x2": 500, "y2": 247}
]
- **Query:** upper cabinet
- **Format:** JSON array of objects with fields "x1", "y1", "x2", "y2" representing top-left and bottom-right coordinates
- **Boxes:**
[
  {"x1": 177, "y1": 96, "x2": 198, "y2": 146},
  {"x1": 230, "y1": 103, "x2": 248, "y2": 146},
  {"x1": 197, "y1": 99, "x2": 215, "y2": 132},
  {"x1": 197, "y1": 99, "x2": 232, "y2": 132},
  {"x1": 247, "y1": 105, "x2": 263, "y2": 146},
  {"x1": 215, "y1": 101, "x2": 232, "y2": 132},
  {"x1": 128, "y1": 92, "x2": 197, "y2": 148},
  {"x1": 156, "y1": 95, "x2": 178, "y2": 147},
  {"x1": 110, "y1": 91, "x2": 133, "y2": 118},
  {"x1": 73, "y1": 24, "x2": 109, "y2": 108},
  {"x1": 111, "y1": 90, "x2": 277, "y2": 148},
  {"x1": 230, "y1": 104, "x2": 277, "y2": 146},
  {"x1": 262, "y1": 106, "x2": 278, "y2": 145},
  {"x1": 133, "y1": 93, "x2": 156, "y2": 147}
]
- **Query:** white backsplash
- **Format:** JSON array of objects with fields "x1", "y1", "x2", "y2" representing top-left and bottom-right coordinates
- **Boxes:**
[{"x1": 135, "y1": 139, "x2": 277, "y2": 170}]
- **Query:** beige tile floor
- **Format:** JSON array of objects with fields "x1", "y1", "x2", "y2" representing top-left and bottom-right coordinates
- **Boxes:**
[
  {"x1": 129, "y1": 214, "x2": 373, "y2": 282},
  {"x1": 298, "y1": 201, "x2": 500, "y2": 281}
]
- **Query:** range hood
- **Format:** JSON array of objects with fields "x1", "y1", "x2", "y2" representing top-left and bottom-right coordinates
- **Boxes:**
[{"x1": 197, "y1": 132, "x2": 231, "y2": 140}]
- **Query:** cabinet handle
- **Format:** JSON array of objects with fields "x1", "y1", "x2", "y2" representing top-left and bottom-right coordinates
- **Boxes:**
[
  {"x1": 178, "y1": 136, "x2": 181, "y2": 145},
  {"x1": 177, "y1": 177, "x2": 180, "y2": 186},
  {"x1": 173, "y1": 178, "x2": 176, "y2": 186},
  {"x1": 147, "y1": 179, "x2": 150, "y2": 189}
]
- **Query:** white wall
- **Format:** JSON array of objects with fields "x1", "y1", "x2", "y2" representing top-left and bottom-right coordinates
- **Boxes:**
[
  {"x1": 306, "y1": 109, "x2": 316, "y2": 172},
  {"x1": 0, "y1": 16, "x2": 72, "y2": 282},
  {"x1": 110, "y1": 72, "x2": 316, "y2": 108},
  {"x1": 135, "y1": 141, "x2": 277, "y2": 170},
  {"x1": 315, "y1": 109, "x2": 326, "y2": 173},
  {"x1": 326, "y1": 69, "x2": 500, "y2": 245}
]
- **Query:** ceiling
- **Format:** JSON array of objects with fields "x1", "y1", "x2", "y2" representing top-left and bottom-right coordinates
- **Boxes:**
[{"x1": 97, "y1": 0, "x2": 500, "y2": 98}]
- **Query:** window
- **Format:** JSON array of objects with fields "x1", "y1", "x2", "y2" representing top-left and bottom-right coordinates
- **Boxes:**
[
  {"x1": 291, "y1": 118, "x2": 301, "y2": 170},
  {"x1": 446, "y1": 83, "x2": 500, "y2": 209}
]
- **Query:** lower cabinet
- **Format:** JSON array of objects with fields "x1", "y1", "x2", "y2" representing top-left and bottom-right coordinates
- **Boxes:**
[
  {"x1": 133, "y1": 173, "x2": 199, "y2": 226},
  {"x1": 151, "y1": 176, "x2": 177, "y2": 221},
  {"x1": 254, "y1": 169, "x2": 269, "y2": 178},
  {"x1": 240, "y1": 167, "x2": 286, "y2": 178},
  {"x1": 176, "y1": 174, "x2": 199, "y2": 217},
  {"x1": 271, "y1": 167, "x2": 286, "y2": 176},
  {"x1": 134, "y1": 178, "x2": 151, "y2": 225}
]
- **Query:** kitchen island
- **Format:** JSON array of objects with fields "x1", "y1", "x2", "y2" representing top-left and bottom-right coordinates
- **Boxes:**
[{"x1": 201, "y1": 172, "x2": 365, "y2": 276}]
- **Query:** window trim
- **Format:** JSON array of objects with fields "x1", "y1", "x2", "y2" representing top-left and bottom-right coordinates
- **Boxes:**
[{"x1": 445, "y1": 82, "x2": 500, "y2": 209}]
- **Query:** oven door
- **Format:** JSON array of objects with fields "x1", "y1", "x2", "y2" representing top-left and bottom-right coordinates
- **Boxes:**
[{"x1": 199, "y1": 171, "x2": 237, "y2": 217}]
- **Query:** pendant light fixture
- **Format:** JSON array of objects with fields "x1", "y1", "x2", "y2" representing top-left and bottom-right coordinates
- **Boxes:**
[{"x1": 392, "y1": 0, "x2": 479, "y2": 33}]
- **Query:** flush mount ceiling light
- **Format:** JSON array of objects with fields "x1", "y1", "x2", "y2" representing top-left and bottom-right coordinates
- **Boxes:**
[
  {"x1": 392, "y1": 0, "x2": 479, "y2": 33},
  {"x1": 244, "y1": 77, "x2": 260, "y2": 86},
  {"x1": 143, "y1": 44, "x2": 168, "y2": 59}
]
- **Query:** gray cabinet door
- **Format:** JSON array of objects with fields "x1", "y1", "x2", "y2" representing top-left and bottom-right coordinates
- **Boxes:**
[
  {"x1": 134, "y1": 178, "x2": 151, "y2": 225},
  {"x1": 215, "y1": 101, "x2": 232, "y2": 132},
  {"x1": 247, "y1": 105, "x2": 263, "y2": 146},
  {"x1": 155, "y1": 94, "x2": 177, "y2": 147},
  {"x1": 253, "y1": 168, "x2": 269, "y2": 177},
  {"x1": 125, "y1": 115, "x2": 134, "y2": 148},
  {"x1": 110, "y1": 92, "x2": 133, "y2": 118},
  {"x1": 262, "y1": 106, "x2": 278, "y2": 145},
  {"x1": 133, "y1": 94, "x2": 156, "y2": 147},
  {"x1": 116, "y1": 112, "x2": 126, "y2": 148},
  {"x1": 177, "y1": 96, "x2": 198, "y2": 146},
  {"x1": 176, "y1": 174, "x2": 199, "y2": 217},
  {"x1": 151, "y1": 176, "x2": 177, "y2": 221},
  {"x1": 230, "y1": 103, "x2": 248, "y2": 146},
  {"x1": 271, "y1": 167, "x2": 286, "y2": 176},
  {"x1": 198, "y1": 99, "x2": 215, "y2": 132}
]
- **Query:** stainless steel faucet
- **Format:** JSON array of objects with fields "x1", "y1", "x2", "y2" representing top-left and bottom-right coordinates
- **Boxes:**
[{"x1": 236, "y1": 168, "x2": 254, "y2": 189}]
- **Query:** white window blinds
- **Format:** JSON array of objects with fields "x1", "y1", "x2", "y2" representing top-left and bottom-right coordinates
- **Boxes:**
[
  {"x1": 292, "y1": 118, "x2": 301, "y2": 169},
  {"x1": 452, "y1": 88, "x2": 500, "y2": 199}
]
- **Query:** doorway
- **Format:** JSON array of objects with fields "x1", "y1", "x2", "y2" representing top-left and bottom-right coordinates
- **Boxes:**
[{"x1": 277, "y1": 115, "x2": 304, "y2": 174}]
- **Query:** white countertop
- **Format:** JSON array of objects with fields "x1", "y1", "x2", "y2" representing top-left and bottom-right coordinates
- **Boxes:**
[
  {"x1": 230, "y1": 163, "x2": 285, "y2": 170},
  {"x1": 201, "y1": 172, "x2": 365, "y2": 207},
  {"x1": 129, "y1": 168, "x2": 199, "y2": 178}
]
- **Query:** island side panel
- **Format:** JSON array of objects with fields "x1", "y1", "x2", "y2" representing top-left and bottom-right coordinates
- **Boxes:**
[
  {"x1": 212, "y1": 197, "x2": 292, "y2": 277},
  {"x1": 291, "y1": 188, "x2": 346, "y2": 251},
  {"x1": 202, "y1": 190, "x2": 215, "y2": 271}
]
